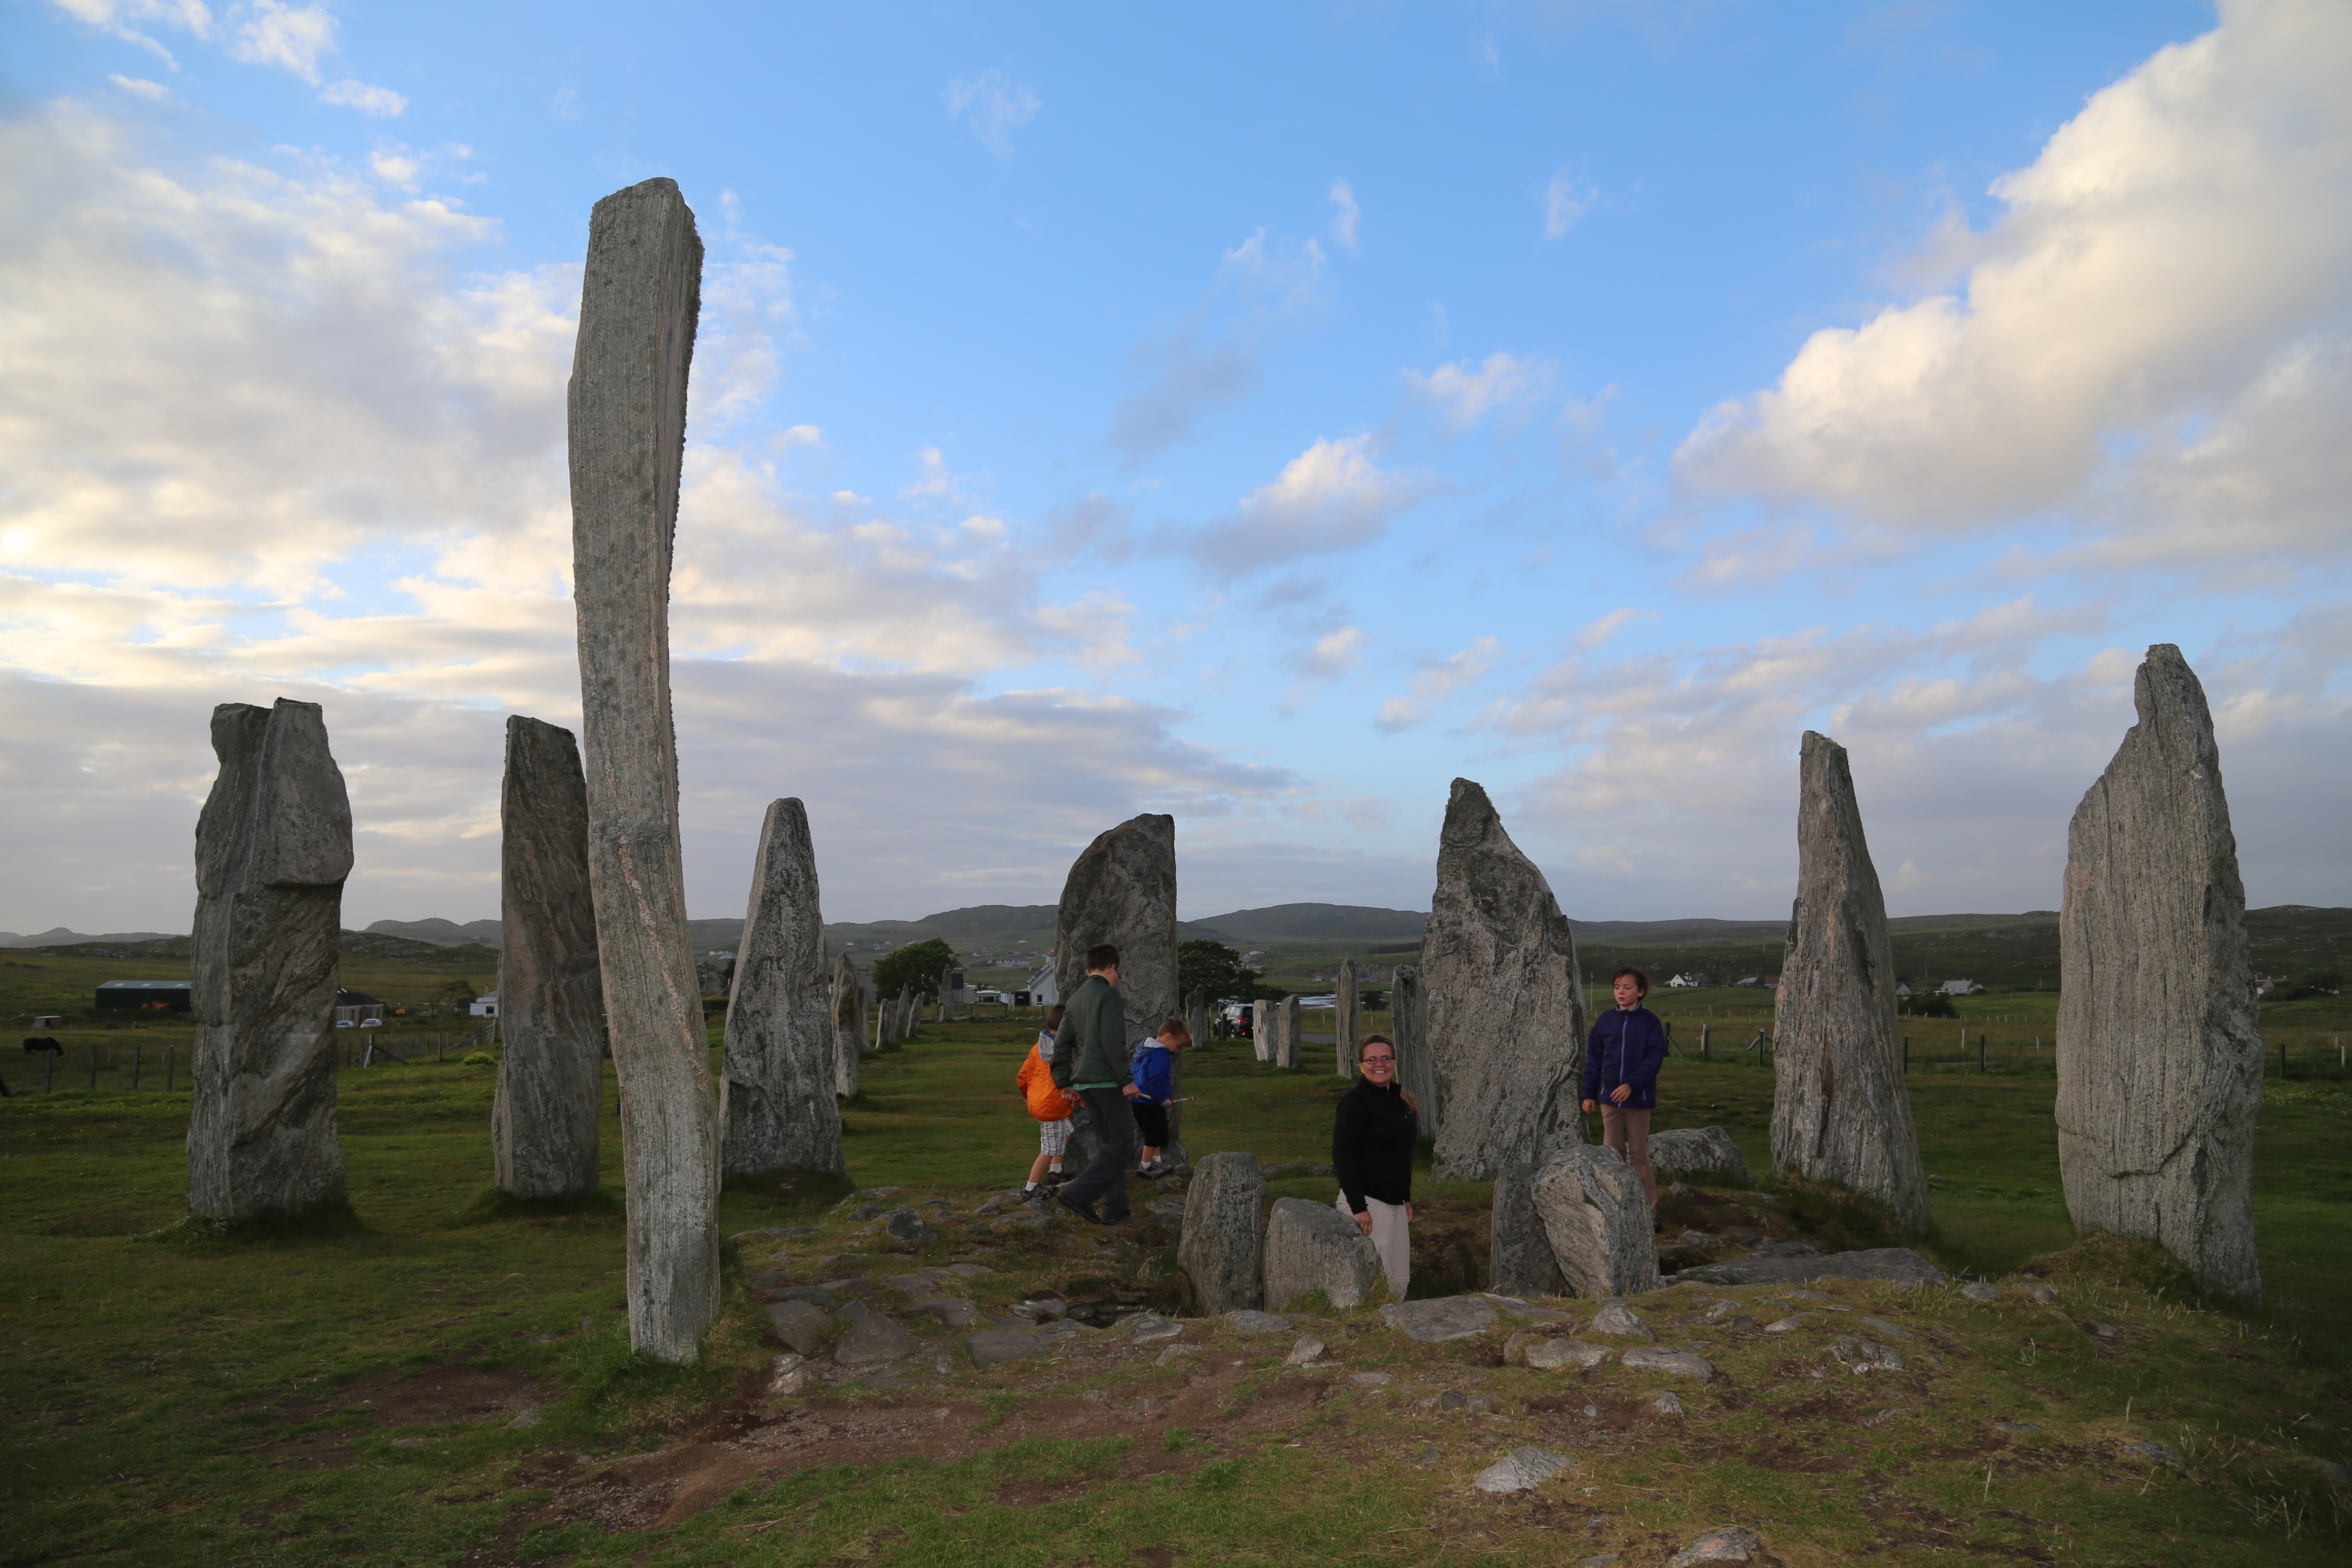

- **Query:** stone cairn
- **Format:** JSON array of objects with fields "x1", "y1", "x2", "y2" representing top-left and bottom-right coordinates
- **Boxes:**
[
  {"x1": 1179, "y1": 1152, "x2": 1265, "y2": 1312},
  {"x1": 1334, "y1": 957, "x2": 1359, "y2": 1078},
  {"x1": 493, "y1": 715, "x2": 603, "y2": 1201},
  {"x1": 1770, "y1": 732, "x2": 1933, "y2": 1235},
  {"x1": 187, "y1": 698, "x2": 352, "y2": 1222},
  {"x1": 2057, "y1": 645, "x2": 2263, "y2": 1302},
  {"x1": 718, "y1": 799, "x2": 845, "y2": 1179},
  {"x1": 831, "y1": 954, "x2": 861, "y2": 1099},
  {"x1": 1421, "y1": 778, "x2": 1587, "y2": 1179},
  {"x1": 1053, "y1": 813, "x2": 1180, "y2": 1169},
  {"x1": 1390, "y1": 964, "x2": 1432, "y2": 1140},
  {"x1": 567, "y1": 176, "x2": 719, "y2": 1362}
]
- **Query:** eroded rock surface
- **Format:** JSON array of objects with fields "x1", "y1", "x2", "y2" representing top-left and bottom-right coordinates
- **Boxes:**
[
  {"x1": 1262, "y1": 1196, "x2": 1384, "y2": 1311},
  {"x1": 720, "y1": 799, "x2": 845, "y2": 1178},
  {"x1": 1490, "y1": 1160, "x2": 1565, "y2": 1298},
  {"x1": 1646, "y1": 1127, "x2": 1750, "y2": 1187},
  {"x1": 1179, "y1": 1152, "x2": 1265, "y2": 1314},
  {"x1": 1053, "y1": 813, "x2": 1180, "y2": 1161},
  {"x1": 1531, "y1": 1144, "x2": 1660, "y2": 1298}
]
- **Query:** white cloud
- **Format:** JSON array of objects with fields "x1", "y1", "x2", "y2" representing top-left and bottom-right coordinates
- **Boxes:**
[
  {"x1": 1575, "y1": 607, "x2": 1651, "y2": 649},
  {"x1": 1543, "y1": 169, "x2": 1595, "y2": 239},
  {"x1": 227, "y1": 0, "x2": 338, "y2": 83},
  {"x1": 1182, "y1": 436, "x2": 1426, "y2": 579},
  {"x1": 48, "y1": 0, "x2": 212, "y2": 64},
  {"x1": 320, "y1": 79, "x2": 408, "y2": 116},
  {"x1": 1675, "y1": 0, "x2": 2352, "y2": 567},
  {"x1": 1406, "y1": 351, "x2": 1551, "y2": 427},
  {"x1": 1329, "y1": 178, "x2": 1360, "y2": 251},
  {"x1": 1290, "y1": 625, "x2": 1368, "y2": 680},
  {"x1": 108, "y1": 74, "x2": 173, "y2": 100},
  {"x1": 942, "y1": 69, "x2": 1041, "y2": 156},
  {"x1": 1373, "y1": 635, "x2": 1501, "y2": 732}
]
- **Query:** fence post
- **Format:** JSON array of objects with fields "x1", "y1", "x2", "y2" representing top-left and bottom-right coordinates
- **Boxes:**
[
  {"x1": 1980, "y1": 1033, "x2": 1987, "y2": 1075},
  {"x1": 1700, "y1": 1022, "x2": 1710, "y2": 1061}
]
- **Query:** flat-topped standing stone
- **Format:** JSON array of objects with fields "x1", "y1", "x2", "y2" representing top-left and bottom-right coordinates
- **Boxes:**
[
  {"x1": 719, "y1": 799, "x2": 845, "y2": 1179},
  {"x1": 1390, "y1": 965, "x2": 1433, "y2": 1139},
  {"x1": 1771, "y1": 733, "x2": 1933, "y2": 1235},
  {"x1": 1179, "y1": 1152, "x2": 1265, "y2": 1313},
  {"x1": 2058, "y1": 645, "x2": 2263, "y2": 1303},
  {"x1": 493, "y1": 716, "x2": 604, "y2": 1200},
  {"x1": 1531, "y1": 1144, "x2": 1660, "y2": 1298},
  {"x1": 1054, "y1": 814, "x2": 1181, "y2": 1164},
  {"x1": 1262, "y1": 1196, "x2": 1384, "y2": 1310},
  {"x1": 1490, "y1": 1160, "x2": 1565, "y2": 1298},
  {"x1": 187, "y1": 699, "x2": 352, "y2": 1221},
  {"x1": 568, "y1": 176, "x2": 719, "y2": 1363},
  {"x1": 1646, "y1": 1127, "x2": 1751, "y2": 1187},
  {"x1": 1422, "y1": 779, "x2": 1587, "y2": 1179},
  {"x1": 1334, "y1": 959, "x2": 1360, "y2": 1077}
]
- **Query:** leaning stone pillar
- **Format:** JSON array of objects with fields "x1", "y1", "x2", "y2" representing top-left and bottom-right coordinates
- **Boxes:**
[
  {"x1": 1422, "y1": 778, "x2": 1587, "y2": 1179},
  {"x1": 1335, "y1": 958, "x2": 1360, "y2": 1077},
  {"x1": 1770, "y1": 733, "x2": 1933, "y2": 1234},
  {"x1": 719, "y1": 799, "x2": 845, "y2": 1178},
  {"x1": 568, "y1": 175, "x2": 719, "y2": 1362},
  {"x1": 187, "y1": 698, "x2": 352, "y2": 1221},
  {"x1": 2058, "y1": 645, "x2": 2262, "y2": 1302},
  {"x1": 493, "y1": 715, "x2": 604, "y2": 1200}
]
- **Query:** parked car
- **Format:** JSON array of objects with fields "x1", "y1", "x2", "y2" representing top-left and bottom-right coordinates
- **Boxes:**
[{"x1": 358, "y1": 1017, "x2": 382, "y2": 1028}]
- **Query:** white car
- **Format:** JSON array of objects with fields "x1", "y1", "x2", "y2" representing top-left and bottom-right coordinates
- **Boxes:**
[{"x1": 358, "y1": 1017, "x2": 382, "y2": 1028}]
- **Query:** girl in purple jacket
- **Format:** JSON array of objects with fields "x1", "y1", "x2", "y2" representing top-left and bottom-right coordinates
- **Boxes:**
[{"x1": 1582, "y1": 965, "x2": 1667, "y2": 1220}]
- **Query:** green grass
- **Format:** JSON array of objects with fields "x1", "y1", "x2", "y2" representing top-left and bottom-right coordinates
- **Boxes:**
[{"x1": 4, "y1": 1013, "x2": 2348, "y2": 1566}]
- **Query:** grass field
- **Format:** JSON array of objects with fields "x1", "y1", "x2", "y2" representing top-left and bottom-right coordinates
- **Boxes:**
[{"x1": 4, "y1": 1003, "x2": 2349, "y2": 1567}]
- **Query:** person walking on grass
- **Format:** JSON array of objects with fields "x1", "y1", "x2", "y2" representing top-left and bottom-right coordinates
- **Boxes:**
[
  {"x1": 1129, "y1": 1014, "x2": 1190, "y2": 1177},
  {"x1": 1333, "y1": 1033, "x2": 1417, "y2": 1299},
  {"x1": 1050, "y1": 943, "x2": 1134, "y2": 1226},
  {"x1": 1582, "y1": 965, "x2": 1667, "y2": 1222},
  {"x1": 1016, "y1": 1003, "x2": 1075, "y2": 1200}
]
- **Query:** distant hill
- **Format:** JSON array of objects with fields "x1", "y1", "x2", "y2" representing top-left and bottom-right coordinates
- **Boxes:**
[
  {"x1": 365, "y1": 917, "x2": 505, "y2": 946},
  {"x1": 1187, "y1": 904, "x2": 1429, "y2": 942},
  {"x1": 0, "y1": 927, "x2": 180, "y2": 947}
]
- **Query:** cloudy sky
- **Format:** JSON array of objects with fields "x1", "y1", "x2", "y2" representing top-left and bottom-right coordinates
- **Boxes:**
[{"x1": 4, "y1": 0, "x2": 2346, "y2": 933}]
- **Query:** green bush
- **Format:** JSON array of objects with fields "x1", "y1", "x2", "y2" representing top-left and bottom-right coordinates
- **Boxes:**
[{"x1": 459, "y1": 1050, "x2": 498, "y2": 1066}]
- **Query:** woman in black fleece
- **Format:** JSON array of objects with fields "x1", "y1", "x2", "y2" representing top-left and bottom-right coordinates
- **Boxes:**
[{"x1": 1332, "y1": 1032, "x2": 1419, "y2": 1298}]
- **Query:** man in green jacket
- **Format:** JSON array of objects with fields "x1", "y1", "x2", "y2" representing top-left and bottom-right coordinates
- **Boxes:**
[{"x1": 1051, "y1": 943, "x2": 1136, "y2": 1224}]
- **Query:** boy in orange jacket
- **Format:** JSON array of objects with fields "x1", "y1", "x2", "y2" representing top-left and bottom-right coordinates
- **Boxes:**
[{"x1": 1017, "y1": 1004, "x2": 1076, "y2": 1196}]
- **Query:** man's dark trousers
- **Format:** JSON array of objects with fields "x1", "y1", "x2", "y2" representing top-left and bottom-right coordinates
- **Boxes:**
[{"x1": 1060, "y1": 1087, "x2": 1136, "y2": 1221}]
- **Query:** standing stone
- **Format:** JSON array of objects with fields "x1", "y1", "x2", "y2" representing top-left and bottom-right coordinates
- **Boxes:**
[
  {"x1": 831, "y1": 955, "x2": 861, "y2": 1099},
  {"x1": 1185, "y1": 988, "x2": 1210, "y2": 1054},
  {"x1": 2057, "y1": 645, "x2": 2262, "y2": 1302},
  {"x1": 1335, "y1": 958, "x2": 1360, "y2": 1078},
  {"x1": 1252, "y1": 1000, "x2": 1274, "y2": 1063},
  {"x1": 1179, "y1": 1152, "x2": 1265, "y2": 1313},
  {"x1": 1531, "y1": 1144, "x2": 1660, "y2": 1298},
  {"x1": 1054, "y1": 813, "x2": 1180, "y2": 1161},
  {"x1": 568, "y1": 176, "x2": 717, "y2": 1362},
  {"x1": 1770, "y1": 733, "x2": 1932, "y2": 1236},
  {"x1": 493, "y1": 715, "x2": 603, "y2": 1200},
  {"x1": 1263, "y1": 1196, "x2": 1384, "y2": 1309},
  {"x1": 1422, "y1": 779, "x2": 1587, "y2": 1180},
  {"x1": 187, "y1": 698, "x2": 352, "y2": 1221},
  {"x1": 1274, "y1": 994, "x2": 1301, "y2": 1070},
  {"x1": 1391, "y1": 965, "x2": 1434, "y2": 1141},
  {"x1": 717, "y1": 799, "x2": 843, "y2": 1178},
  {"x1": 857, "y1": 969, "x2": 875, "y2": 1057},
  {"x1": 1490, "y1": 1159, "x2": 1564, "y2": 1298}
]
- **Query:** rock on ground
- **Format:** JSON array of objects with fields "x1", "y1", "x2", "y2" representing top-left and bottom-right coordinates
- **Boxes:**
[
  {"x1": 187, "y1": 698, "x2": 352, "y2": 1222},
  {"x1": 1668, "y1": 1246, "x2": 1947, "y2": 1289},
  {"x1": 1510, "y1": 1336, "x2": 1611, "y2": 1370},
  {"x1": 1224, "y1": 1310, "x2": 1293, "y2": 1335},
  {"x1": 1833, "y1": 1335, "x2": 1904, "y2": 1374},
  {"x1": 833, "y1": 1314, "x2": 914, "y2": 1366},
  {"x1": 1262, "y1": 1196, "x2": 1384, "y2": 1311},
  {"x1": 720, "y1": 799, "x2": 846, "y2": 1178},
  {"x1": 1472, "y1": 1446, "x2": 1577, "y2": 1493},
  {"x1": 965, "y1": 1329, "x2": 1051, "y2": 1369},
  {"x1": 1179, "y1": 1152, "x2": 1266, "y2": 1314},
  {"x1": 1489, "y1": 1160, "x2": 1565, "y2": 1298},
  {"x1": 1586, "y1": 1301, "x2": 1651, "y2": 1339},
  {"x1": 1420, "y1": 780, "x2": 1587, "y2": 1178},
  {"x1": 1770, "y1": 732, "x2": 1934, "y2": 1235},
  {"x1": 765, "y1": 1300, "x2": 830, "y2": 1357},
  {"x1": 1531, "y1": 1145, "x2": 1660, "y2": 1298},
  {"x1": 1646, "y1": 1127, "x2": 1750, "y2": 1187},
  {"x1": 2057, "y1": 644, "x2": 2263, "y2": 1303},
  {"x1": 1620, "y1": 1348, "x2": 1715, "y2": 1381},
  {"x1": 1668, "y1": 1527, "x2": 1761, "y2": 1567},
  {"x1": 1334, "y1": 957, "x2": 1360, "y2": 1077},
  {"x1": 1381, "y1": 1296, "x2": 1496, "y2": 1343},
  {"x1": 1284, "y1": 1335, "x2": 1327, "y2": 1366}
]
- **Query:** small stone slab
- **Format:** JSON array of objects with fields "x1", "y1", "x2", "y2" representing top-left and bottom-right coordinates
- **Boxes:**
[
  {"x1": 887, "y1": 1271, "x2": 952, "y2": 1294},
  {"x1": 966, "y1": 1329, "x2": 1050, "y2": 1369},
  {"x1": 834, "y1": 1313, "x2": 915, "y2": 1366},
  {"x1": 1224, "y1": 1310, "x2": 1293, "y2": 1335},
  {"x1": 1124, "y1": 1314, "x2": 1184, "y2": 1342},
  {"x1": 1352, "y1": 1372, "x2": 1393, "y2": 1386},
  {"x1": 1521, "y1": 1337, "x2": 1611, "y2": 1371},
  {"x1": 907, "y1": 1298, "x2": 980, "y2": 1329},
  {"x1": 775, "y1": 1286, "x2": 835, "y2": 1306},
  {"x1": 886, "y1": 1211, "x2": 941, "y2": 1245},
  {"x1": 1472, "y1": 1445, "x2": 1577, "y2": 1493},
  {"x1": 765, "y1": 1299, "x2": 831, "y2": 1357},
  {"x1": 1854, "y1": 1316, "x2": 1912, "y2": 1341},
  {"x1": 1669, "y1": 1247, "x2": 1946, "y2": 1289},
  {"x1": 1960, "y1": 1281, "x2": 1998, "y2": 1303},
  {"x1": 1587, "y1": 1302, "x2": 1651, "y2": 1339},
  {"x1": 945, "y1": 1263, "x2": 995, "y2": 1278},
  {"x1": 1762, "y1": 1314, "x2": 1809, "y2": 1334},
  {"x1": 1381, "y1": 1295, "x2": 1496, "y2": 1343},
  {"x1": 1284, "y1": 1335, "x2": 1328, "y2": 1366},
  {"x1": 2122, "y1": 1440, "x2": 2186, "y2": 1468},
  {"x1": 1653, "y1": 1392, "x2": 1685, "y2": 1415},
  {"x1": 1832, "y1": 1335, "x2": 1904, "y2": 1374},
  {"x1": 1668, "y1": 1526, "x2": 1761, "y2": 1567},
  {"x1": 1619, "y1": 1348, "x2": 1715, "y2": 1381}
]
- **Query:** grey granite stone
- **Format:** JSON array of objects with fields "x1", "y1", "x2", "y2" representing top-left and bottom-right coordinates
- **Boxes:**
[
  {"x1": 1053, "y1": 813, "x2": 1182, "y2": 1163},
  {"x1": 1490, "y1": 1159, "x2": 1565, "y2": 1298},
  {"x1": 1224, "y1": 1309, "x2": 1293, "y2": 1335},
  {"x1": 1646, "y1": 1127, "x2": 1751, "y2": 1188},
  {"x1": 1619, "y1": 1348, "x2": 1715, "y2": 1381},
  {"x1": 1381, "y1": 1295, "x2": 1496, "y2": 1343},
  {"x1": 1667, "y1": 1527, "x2": 1761, "y2": 1567},
  {"x1": 1472, "y1": 1445, "x2": 1577, "y2": 1493},
  {"x1": 1669, "y1": 1246, "x2": 1946, "y2": 1289},
  {"x1": 765, "y1": 1299, "x2": 831, "y2": 1357},
  {"x1": 1180, "y1": 1152, "x2": 1265, "y2": 1314},
  {"x1": 720, "y1": 799, "x2": 846, "y2": 1178},
  {"x1": 1262, "y1": 1195, "x2": 1384, "y2": 1311},
  {"x1": 1532, "y1": 1145, "x2": 1660, "y2": 1299}
]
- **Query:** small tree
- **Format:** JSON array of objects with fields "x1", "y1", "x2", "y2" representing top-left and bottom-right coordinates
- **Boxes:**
[
  {"x1": 1177, "y1": 939, "x2": 1259, "y2": 1004},
  {"x1": 874, "y1": 937, "x2": 958, "y2": 999}
]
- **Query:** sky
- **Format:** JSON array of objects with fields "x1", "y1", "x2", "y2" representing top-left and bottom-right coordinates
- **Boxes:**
[{"x1": 2, "y1": 0, "x2": 2347, "y2": 933}]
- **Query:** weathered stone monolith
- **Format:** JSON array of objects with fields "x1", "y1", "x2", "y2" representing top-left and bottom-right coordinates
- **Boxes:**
[
  {"x1": 1770, "y1": 733, "x2": 1932, "y2": 1235},
  {"x1": 831, "y1": 955, "x2": 861, "y2": 1099},
  {"x1": 1054, "y1": 813, "x2": 1180, "y2": 1159},
  {"x1": 1335, "y1": 958, "x2": 1360, "y2": 1078},
  {"x1": 568, "y1": 175, "x2": 717, "y2": 1362},
  {"x1": 717, "y1": 799, "x2": 844, "y2": 1179},
  {"x1": 857, "y1": 968, "x2": 875, "y2": 1056},
  {"x1": 1179, "y1": 1152, "x2": 1266, "y2": 1312},
  {"x1": 1490, "y1": 1159, "x2": 1565, "y2": 1297},
  {"x1": 1263, "y1": 1196, "x2": 1384, "y2": 1309},
  {"x1": 187, "y1": 698, "x2": 352, "y2": 1221},
  {"x1": 2057, "y1": 645, "x2": 2263, "y2": 1302},
  {"x1": 1531, "y1": 1144, "x2": 1659, "y2": 1298},
  {"x1": 493, "y1": 715, "x2": 603, "y2": 1200},
  {"x1": 1422, "y1": 779, "x2": 1587, "y2": 1179},
  {"x1": 1274, "y1": 994, "x2": 1301, "y2": 1070},
  {"x1": 1185, "y1": 987, "x2": 1210, "y2": 1054},
  {"x1": 1391, "y1": 964, "x2": 1434, "y2": 1141},
  {"x1": 1252, "y1": 1000, "x2": 1274, "y2": 1062}
]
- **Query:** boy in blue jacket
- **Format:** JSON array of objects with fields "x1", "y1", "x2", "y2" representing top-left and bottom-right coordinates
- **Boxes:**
[
  {"x1": 1127, "y1": 1015, "x2": 1190, "y2": 1177},
  {"x1": 1582, "y1": 965, "x2": 1667, "y2": 1219}
]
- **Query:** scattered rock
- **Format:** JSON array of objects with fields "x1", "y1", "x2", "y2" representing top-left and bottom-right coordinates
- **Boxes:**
[
  {"x1": 850, "y1": 1204, "x2": 882, "y2": 1221},
  {"x1": 1416, "y1": 1446, "x2": 1442, "y2": 1467},
  {"x1": 834, "y1": 1313, "x2": 915, "y2": 1366},
  {"x1": 1284, "y1": 1335, "x2": 1328, "y2": 1366},
  {"x1": 1587, "y1": 1302, "x2": 1651, "y2": 1339},
  {"x1": 1523, "y1": 1338, "x2": 1611, "y2": 1372},
  {"x1": 1960, "y1": 1281, "x2": 1998, "y2": 1303},
  {"x1": 1647, "y1": 1127, "x2": 1752, "y2": 1186},
  {"x1": 1225, "y1": 1310, "x2": 1294, "y2": 1335},
  {"x1": 1728, "y1": 1314, "x2": 1758, "y2": 1332},
  {"x1": 966, "y1": 1329, "x2": 1051, "y2": 1369},
  {"x1": 2087, "y1": 1320, "x2": 2120, "y2": 1340},
  {"x1": 1669, "y1": 1247, "x2": 1945, "y2": 1289},
  {"x1": 998, "y1": 1209, "x2": 1050, "y2": 1229},
  {"x1": 2121, "y1": 1440, "x2": 2186, "y2": 1468},
  {"x1": 1678, "y1": 1230, "x2": 1717, "y2": 1248},
  {"x1": 1762, "y1": 1314, "x2": 1809, "y2": 1334},
  {"x1": 1439, "y1": 1389, "x2": 1470, "y2": 1411},
  {"x1": 1580, "y1": 1555, "x2": 1623, "y2": 1568},
  {"x1": 1472, "y1": 1446, "x2": 1577, "y2": 1494},
  {"x1": 1263, "y1": 1196, "x2": 1384, "y2": 1311},
  {"x1": 776, "y1": 1286, "x2": 834, "y2": 1306},
  {"x1": 2018, "y1": 1282, "x2": 2058, "y2": 1304},
  {"x1": 765, "y1": 1300, "x2": 832, "y2": 1357},
  {"x1": 1353, "y1": 1372, "x2": 1393, "y2": 1387},
  {"x1": 1653, "y1": 1392, "x2": 1685, "y2": 1415},
  {"x1": 1620, "y1": 1348, "x2": 1715, "y2": 1381},
  {"x1": 1831, "y1": 1335, "x2": 1904, "y2": 1374},
  {"x1": 1667, "y1": 1526, "x2": 1761, "y2": 1567},
  {"x1": 1381, "y1": 1296, "x2": 1497, "y2": 1343},
  {"x1": 766, "y1": 1354, "x2": 807, "y2": 1397},
  {"x1": 506, "y1": 1408, "x2": 545, "y2": 1428},
  {"x1": 886, "y1": 1211, "x2": 941, "y2": 1246},
  {"x1": 834, "y1": 1299, "x2": 870, "y2": 1322},
  {"x1": 906, "y1": 1298, "x2": 979, "y2": 1330},
  {"x1": 1125, "y1": 1314, "x2": 1184, "y2": 1342}
]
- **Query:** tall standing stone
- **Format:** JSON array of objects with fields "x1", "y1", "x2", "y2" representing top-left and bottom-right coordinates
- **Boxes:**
[
  {"x1": 718, "y1": 799, "x2": 845, "y2": 1178},
  {"x1": 831, "y1": 955, "x2": 861, "y2": 1099},
  {"x1": 2057, "y1": 645, "x2": 2262, "y2": 1302},
  {"x1": 1421, "y1": 779, "x2": 1587, "y2": 1180},
  {"x1": 1179, "y1": 1152, "x2": 1266, "y2": 1313},
  {"x1": 1274, "y1": 994, "x2": 1302, "y2": 1070},
  {"x1": 1770, "y1": 733, "x2": 1932, "y2": 1235},
  {"x1": 187, "y1": 698, "x2": 352, "y2": 1221},
  {"x1": 1531, "y1": 1144, "x2": 1660, "y2": 1298},
  {"x1": 1334, "y1": 958, "x2": 1360, "y2": 1077},
  {"x1": 568, "y1": 176, "x2": 717, "y2": 1362},
  {"x1": 1391, "y1": 965, "x2": 1434, "y2": 1141},
  {"x1": 1054, "y1": 813, "x2": 1180, "y2": 1159},
  {"x1": 1252, "y1": 1000, "x2": 1274, "y2": 1063},
  {"x1": 493, "y1": 715, "x2": 603, "y2": 1200},
  {"x1": 857, "y1": 968, "x2": 875, "y2": 1057},
  {"x1": 1185, "y1": 988, "x2": 1210, "y2": 1054}
]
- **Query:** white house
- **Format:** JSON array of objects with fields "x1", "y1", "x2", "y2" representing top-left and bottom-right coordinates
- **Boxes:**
[
  {"x1": 469, "y1": 992, "x2": 500, "y2": 1017},
  {"x1": 1665, "y1": 973, "x2": 1709, "y2": 989},
  {"x1": 1025, "y1": 964, "x2": 1058, "y2": 1008},
  {"x1": 1939, "y1": 979, "x2": 1984, "y2": 996}
]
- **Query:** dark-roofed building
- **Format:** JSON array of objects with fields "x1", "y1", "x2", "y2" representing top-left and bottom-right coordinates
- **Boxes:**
[
  {"x1": 335, "y1": 989, "x2": 385, "y2": 1025},
  {"x1": 96, "y1": 979, "x2": 192, "y2": 1014}
]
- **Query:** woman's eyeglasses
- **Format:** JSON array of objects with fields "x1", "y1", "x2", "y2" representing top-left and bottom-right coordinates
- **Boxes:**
[{"x1": 1360, "y1": 1056, "x2": 1395, "y2": 1067}]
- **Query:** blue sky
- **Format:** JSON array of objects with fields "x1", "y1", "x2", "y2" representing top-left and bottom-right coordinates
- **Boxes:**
[{"x1": 3, "y1": 0, "x2": 2346, "y2": 931}]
